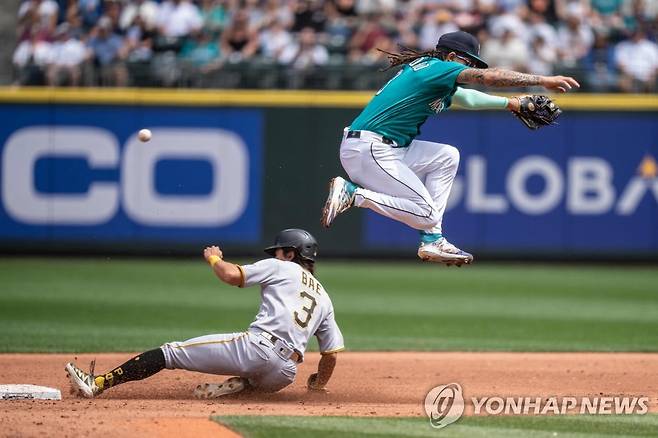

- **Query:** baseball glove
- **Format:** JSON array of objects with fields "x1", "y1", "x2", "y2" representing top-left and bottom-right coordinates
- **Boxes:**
[{"x1": 512, "y1": 95, "x2": 562, "y2": 130}]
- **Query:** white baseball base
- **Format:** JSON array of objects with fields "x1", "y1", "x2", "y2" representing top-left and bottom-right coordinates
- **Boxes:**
[{"x1": 0, "y1": 384, "x2": 61, "y2": 400}]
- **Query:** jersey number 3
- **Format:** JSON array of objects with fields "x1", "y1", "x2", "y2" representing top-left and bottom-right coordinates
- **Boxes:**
[{"x1": 294, "y1": 291, "x2": 317, "y2": 328}]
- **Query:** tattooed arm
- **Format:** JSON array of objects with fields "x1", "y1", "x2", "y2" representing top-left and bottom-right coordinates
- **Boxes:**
[{"x1": 457, "y1": 68, "x2": 580, "y2": 93}]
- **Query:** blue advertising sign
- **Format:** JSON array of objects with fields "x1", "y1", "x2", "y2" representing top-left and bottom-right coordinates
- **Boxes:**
[
  {"x1": 365, "y1": 111, "x2": 658, "y2": 254},
  {"x1": 0, "y1": 105, "x2": 263, "y2": 244}
]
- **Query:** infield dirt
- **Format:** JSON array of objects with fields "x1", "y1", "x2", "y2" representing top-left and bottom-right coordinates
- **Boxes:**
[{"x1": 2, "y1": 352, "x2": 657, "y2": 437}]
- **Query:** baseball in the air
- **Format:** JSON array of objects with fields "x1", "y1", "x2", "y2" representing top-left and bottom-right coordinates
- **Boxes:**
[{"x1": 138, "y1": 129, "x2": 152, "y2": 142}]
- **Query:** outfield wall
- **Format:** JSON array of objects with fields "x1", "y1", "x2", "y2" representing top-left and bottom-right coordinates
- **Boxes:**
[{"x1": 0, "y1": 88, "x2": 656, "y2": 258}]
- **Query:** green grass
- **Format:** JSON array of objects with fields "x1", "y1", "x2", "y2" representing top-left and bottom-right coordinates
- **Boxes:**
[
  {"x1": 214, "y1": 414, "x2": 658, "y2": 438},
  {"x1": 1, "y1": 257, "x2": 657, "y2": 352}
]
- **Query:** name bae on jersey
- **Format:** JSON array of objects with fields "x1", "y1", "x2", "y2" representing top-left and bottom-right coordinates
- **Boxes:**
[
  {"x1": 294, "y1": 271, "x2": 323, "y2": 329},
  {"x1": 301, "y1": 271, "x2": 323, "y2": 294}
]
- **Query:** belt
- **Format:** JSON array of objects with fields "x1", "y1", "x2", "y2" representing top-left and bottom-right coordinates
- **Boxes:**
[
  {"x1": 259, "y1": 331, "x2": 302, "y2": 363},
  {"x1": 346, "y1": 130, "x2": 395, "y2": 146}
]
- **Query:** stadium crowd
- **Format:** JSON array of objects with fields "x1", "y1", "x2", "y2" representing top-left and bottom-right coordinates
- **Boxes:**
[{"x1": 12, "y1": 0, "x2": 658, "y2": 91}]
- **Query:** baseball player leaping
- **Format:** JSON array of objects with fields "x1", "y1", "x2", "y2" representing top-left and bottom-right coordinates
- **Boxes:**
[
  {"x1": 321, "y1": 31, "x2": 579, "y2": 266},
  {"x1": 65, "y1": 229, "x2": 344, "y2": 398}
]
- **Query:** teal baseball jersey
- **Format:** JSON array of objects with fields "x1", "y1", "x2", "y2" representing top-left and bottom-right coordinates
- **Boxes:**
[{"x1": 349, "y1": 57, "x2": 468, "y2": 147}]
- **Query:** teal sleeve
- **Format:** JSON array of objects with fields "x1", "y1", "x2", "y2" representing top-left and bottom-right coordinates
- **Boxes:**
[{"x1": 452, "y1": 87, "x2": 509, "y2": 110}]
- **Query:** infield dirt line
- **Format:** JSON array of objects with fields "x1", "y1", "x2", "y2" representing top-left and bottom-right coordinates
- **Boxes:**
[{"x1": 1, "y1": 352, "x2": 657, "y2": 437}]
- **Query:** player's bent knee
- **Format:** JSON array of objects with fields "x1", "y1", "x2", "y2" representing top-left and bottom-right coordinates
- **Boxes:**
[
  {"x1": 249, "y1": 363, "x2": 296, "y2": 392},
  {"x1": 444, "y1": 145, "x2": 460, "y2": 168}
]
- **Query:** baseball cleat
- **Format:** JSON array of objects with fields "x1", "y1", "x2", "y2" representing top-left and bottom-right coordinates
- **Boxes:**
[
  {"x1": 321, "y1": 176, "x2": 356, "y2": 228},
  {"x1": 65, "y1": 362, "x2": 102, "y2": 398},
  {"x1": 418, "y1": 238, "x2": 474, "y2": 266},
  {"x1": 194, "y1": 377, "x2": 247, "y2": 399}
]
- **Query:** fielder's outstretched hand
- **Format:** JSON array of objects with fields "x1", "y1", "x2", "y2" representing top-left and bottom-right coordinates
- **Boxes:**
[{"x1": 541, "y1": 75, "x2": 580, "y2": 93}]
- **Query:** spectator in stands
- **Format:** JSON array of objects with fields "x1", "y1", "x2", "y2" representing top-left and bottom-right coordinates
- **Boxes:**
[
  {"x1": 88, "y1": 16, "x2": 127, "y2": 85},
  {"x1": 527, "y1": 34, "x2": 557, "y2": 75},
  {"x1": 555, "y1": 0, "x2": 591, "y2": 21},
  {"x1": 46, "y1": 22, "x2": 88, "y2": 86},
  {"x1": 244, "y1": 0, "x2": 267, "y2": 29},
  {"x1": 279, "y1": 26, "x2": 329, "y2": 69},
  {"x1": 527, "y1": 11, "x2": 558, "y2": 48},
  {"x1": 220, "y1": 9, "x2": 260, "y2": 62},
  {"x1": 157, "y1": 0, "x2": 203, "y2": 38},
  {"x1": 123, "y1": 15, "x2": 155, "y2": 63},
  {"x1": 348, "y1": 13, "x2": 388, "y2": 59},
  {"x1": 18, "y1": 0, "x2": 59, "y2": 34},
  {"x1": 395, "y1": 13, "x2": 419, "y2": 50},
  {"x1": 180, "y1": 29, "x2": 221, "y2": 71},
  {"x1": 103, "y1": 0, "x2": 124, "y2": 34},
  {"x1": 64, "y1": 3, "x2": 86, "y2": 40},
  {"x1": 356, "y1": 0, "x2": 397, "y2": 15},
  {"x1": 324, "y1": 0, "x2": 356, "y2": 56},
  {"x1": 489, "y1": 11, "x2": 528, "y2": 41},
  {"x1": 622, "y1": 0, "x2": 657, "y2": 38},
  {"x1": 262, "y1": 0, "x2": 294, "y2": 29},
  {"x1": 351, "y1": 31, "x2": 394, "y2": 66},
  {"x1": 556, "y1": 5, "x2": 594, "y2": 67},
  {"x1": 498, "y1": 0, "x2": 527, "y2": 13},
  {"x1": 120, "y1": 0, "x2": 160, "y2": 32},
  {"x1": 589, "y1": 0, "x2": 626, "y2": 39},
  {"x1": 481, "y1": 26, "x2": 530, "y2": 71},
  {"x1": 583, "y1": 31, "x2": 617, "y2": 91},
  {"x1": 451, "y1": 0, "x2": 488, "y2": 32},
  {"x1": 329, "y1": 0, "x2": 358, "y2": 18},
  {"x1": 199, "y1": 0, "x2": 229, "y2": 34},
  {"x1": 13, "y1": 25, "x2": 53, "y2": 85},
  {"x1": 614, "y1": 28, "x2": 658, "y2": 92},
  {"x1": 260, "y1": 19, "x2": 293, "y2": 60},
  {"x1": 78, "y1": 0, "x2": 102, "y2": 30},
  {"x1": 10, "y1": 0, "x2": 657, "y2": 90},
  {"x1": 418, "y1": 9, "x2": 458, "y2": 50},
  {"x1": 591, "y1": 0, "x2": 624, "y2": 19},
  {"x1": 527, "y1": 0, "x2": 559, "y2": 24},
  {"x1": 292, "y1": 0, "x2": 326, "y2": 32}
]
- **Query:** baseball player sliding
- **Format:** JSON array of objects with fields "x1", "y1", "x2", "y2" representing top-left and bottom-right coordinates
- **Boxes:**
[
  {"x1": 65, "y1": 229, "x2": 344, "y2": 398},
  {"x1": 321, "y1": 30, "x2": 576, "y2": 266}
]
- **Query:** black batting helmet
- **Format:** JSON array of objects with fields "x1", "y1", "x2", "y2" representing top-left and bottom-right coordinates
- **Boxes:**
[{"x1": 264, "y1": 228, "x2": 319, "y2": 262}]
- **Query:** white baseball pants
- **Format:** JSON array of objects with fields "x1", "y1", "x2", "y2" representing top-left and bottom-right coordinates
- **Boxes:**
[
  {"x1": 161, "y1": 330, "x2": 297, "y2": 392},
  {"x1": 339, "y1": 130, "x2": 460, "y2": 235}
]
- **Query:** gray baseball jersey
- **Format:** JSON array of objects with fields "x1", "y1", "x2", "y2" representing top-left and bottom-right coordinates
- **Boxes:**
[
  {"x1": 241, "y1": 258, "x2": 345, "y2": 358},
  {"x1": 161, "y1": 258, "x2": 344, "y2": 392}
]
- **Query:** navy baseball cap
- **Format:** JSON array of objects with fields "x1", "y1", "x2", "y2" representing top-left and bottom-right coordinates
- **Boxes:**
[{"x1": 436, "y1": 31, "x2": 488, "y2": 68}]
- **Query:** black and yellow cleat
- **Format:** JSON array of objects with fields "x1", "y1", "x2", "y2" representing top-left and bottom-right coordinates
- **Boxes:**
[{"x1": 65, "y1": 362, "x2": 103, "y2": 398}]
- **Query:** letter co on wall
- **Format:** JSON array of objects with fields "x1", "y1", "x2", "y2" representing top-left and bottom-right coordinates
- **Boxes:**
[{"x1": 0, "y1": 105, "x2": 263, "y2": 243}]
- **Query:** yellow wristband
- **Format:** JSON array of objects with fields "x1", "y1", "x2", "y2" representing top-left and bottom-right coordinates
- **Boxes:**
[{"x1": 207, "y1": 255, "x2": 221, "y2": 267}]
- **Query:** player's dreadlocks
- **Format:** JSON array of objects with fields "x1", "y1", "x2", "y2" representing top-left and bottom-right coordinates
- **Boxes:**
[{"x1": 378, "y1": 46, "x2": 451, "y2": 71}]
